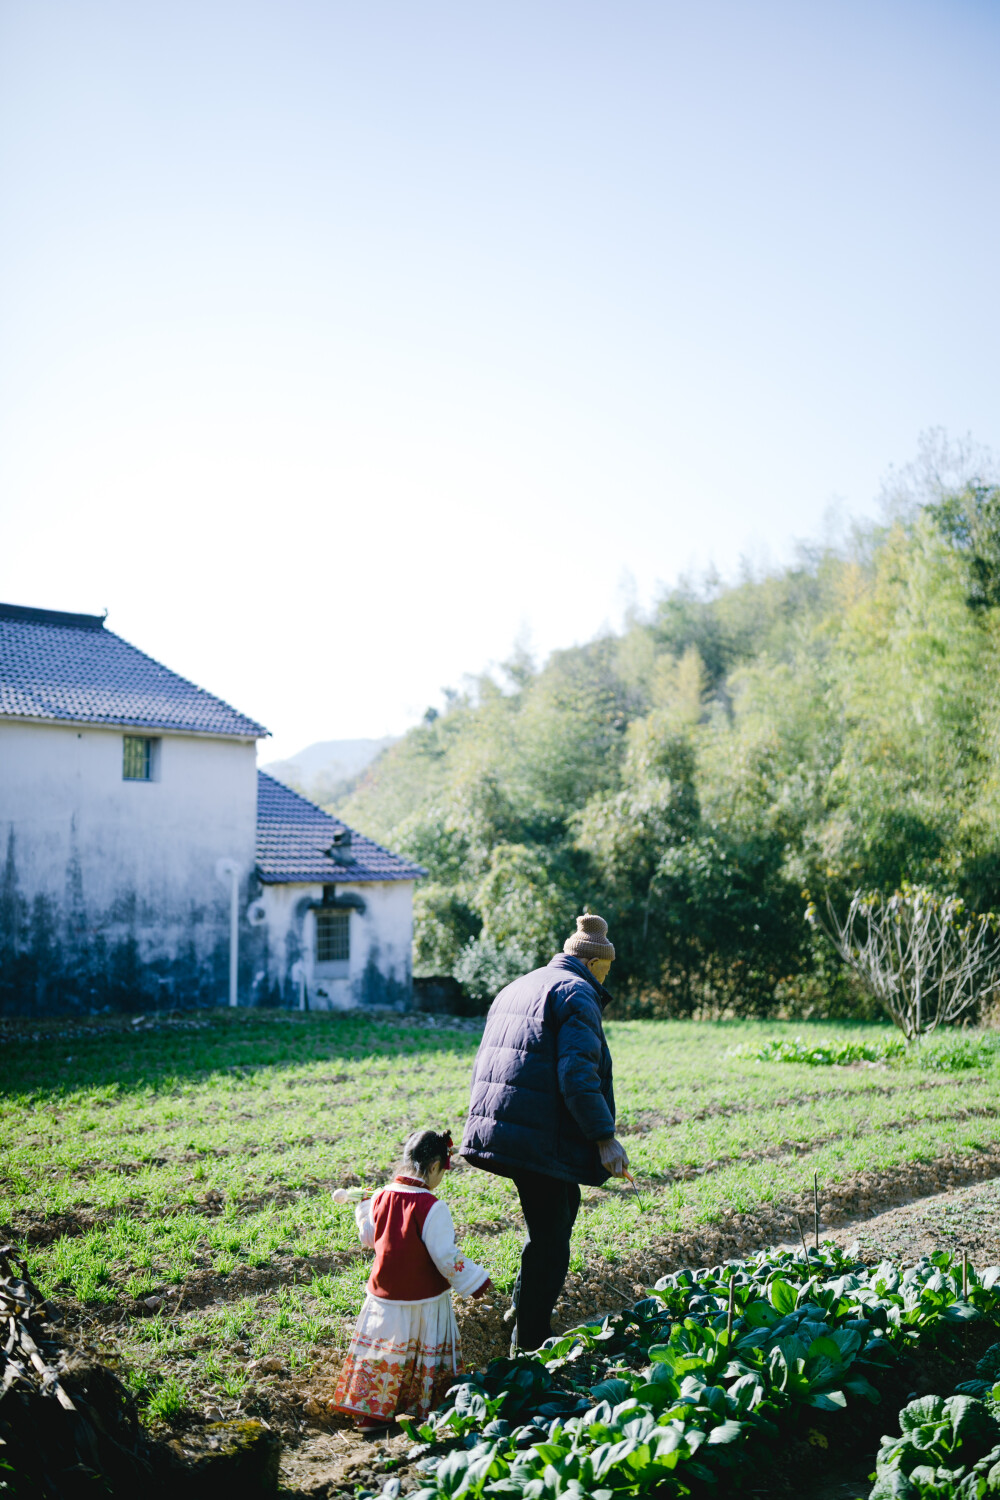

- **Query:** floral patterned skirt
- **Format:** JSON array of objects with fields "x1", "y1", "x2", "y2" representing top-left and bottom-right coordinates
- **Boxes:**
[{"x1": 332, "y1": 1291, "x2": 463, "y2": 1422}]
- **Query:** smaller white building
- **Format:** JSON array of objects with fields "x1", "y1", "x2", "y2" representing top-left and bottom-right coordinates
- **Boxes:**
[
  {"x1": 254, "y1": 773, "x2": 424, "y2": 1011},
  {"x1": 0, "y1": 601, "x2": 424, "y2": 1015}
]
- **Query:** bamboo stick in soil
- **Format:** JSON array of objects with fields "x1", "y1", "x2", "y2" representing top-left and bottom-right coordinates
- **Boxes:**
[{"x1": 796, "y1": 1217, "x2": 810, "y2": 1262}]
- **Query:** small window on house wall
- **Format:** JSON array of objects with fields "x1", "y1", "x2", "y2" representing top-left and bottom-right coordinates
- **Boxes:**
[
  {"x1": 123, "y1": 736, "x2": 156, "y2": 781},
  {"x1": 315, "y1": 909, "x2": 350, "y2": 963}
]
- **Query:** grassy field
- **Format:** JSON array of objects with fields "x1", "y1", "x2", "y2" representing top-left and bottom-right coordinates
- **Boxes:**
[{"x1": 2, "y1": 1008, "x2": 999, "y2": 1426}]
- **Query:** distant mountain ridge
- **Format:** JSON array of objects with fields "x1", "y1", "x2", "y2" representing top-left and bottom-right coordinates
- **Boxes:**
[{"x1": 262, "y1": 738, "x2": 396, "y2": 804}]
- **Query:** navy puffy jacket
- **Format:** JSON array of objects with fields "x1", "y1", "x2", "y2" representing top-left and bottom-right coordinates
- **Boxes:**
[{"x1": 460, "y1": 953, "x2": 616, "y2": 1187}]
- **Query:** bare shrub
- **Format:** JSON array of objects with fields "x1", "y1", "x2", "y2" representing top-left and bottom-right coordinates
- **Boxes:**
[{"x1": 807, "y1": 884, "x2": 1000, "y2": 1042}]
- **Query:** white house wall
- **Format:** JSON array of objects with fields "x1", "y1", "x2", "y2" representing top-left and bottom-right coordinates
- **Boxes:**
[
  {"x1": 0, "y1": 720, "x2": 258, "y2": 1013},
  {"x1": 257, "y1": 880, "x2": 414, "y2": 1011}
]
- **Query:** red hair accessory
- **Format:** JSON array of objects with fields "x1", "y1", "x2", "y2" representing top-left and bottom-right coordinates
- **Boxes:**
[{"x1": 443, "y1": 1131, "x2": 454, "y2": 1170}]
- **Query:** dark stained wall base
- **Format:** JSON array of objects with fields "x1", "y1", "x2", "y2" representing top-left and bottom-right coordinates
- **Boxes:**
[{"x1": 0, "y1": 829, "x2": 268, "y2": 1016}]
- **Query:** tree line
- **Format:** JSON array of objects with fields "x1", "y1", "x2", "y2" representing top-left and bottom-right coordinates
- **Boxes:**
[{"x1": 335, "y1": 446, "x2": 1000, "y2": 1018}]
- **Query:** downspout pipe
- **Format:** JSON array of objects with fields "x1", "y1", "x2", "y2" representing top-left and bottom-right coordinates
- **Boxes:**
[{"x1": 215, "y1": 858, "x2": 240, "y2": 1008}]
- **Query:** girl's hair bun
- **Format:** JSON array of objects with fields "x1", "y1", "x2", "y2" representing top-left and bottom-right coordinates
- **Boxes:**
[{"x1": 401, "y1": 1128, "x2": 452, "y2": 1177}]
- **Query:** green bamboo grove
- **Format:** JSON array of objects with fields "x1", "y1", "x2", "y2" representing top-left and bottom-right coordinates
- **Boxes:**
[{"x1": 333, "y1": 479, "x2": 1000, "y2": 1019}]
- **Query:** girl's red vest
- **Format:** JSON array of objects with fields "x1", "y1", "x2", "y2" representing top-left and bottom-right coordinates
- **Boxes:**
[{"x1": 368, "y1": 1182, "x2": 450, "y2": 1301}]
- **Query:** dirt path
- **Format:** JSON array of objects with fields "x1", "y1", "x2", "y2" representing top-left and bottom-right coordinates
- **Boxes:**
[
  {"x1": 277, "y1": 1172, "x2": 1000, "y2": 1499},
  {"x1": 827, "y1": 1172, "x2": 1000, "y2": 1267}
]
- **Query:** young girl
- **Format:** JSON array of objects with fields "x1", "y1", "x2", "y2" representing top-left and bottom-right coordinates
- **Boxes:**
[{"x1": 332, "y1": 1128, "x2": 494, "y2": 1430}]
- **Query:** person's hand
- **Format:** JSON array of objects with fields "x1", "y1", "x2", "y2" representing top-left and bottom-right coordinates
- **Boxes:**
[
  {"x1": 472, "y1": 1277, "x2": 495, "y2": 1300},
  {"x1": 598, "y1": 1137, "x2": 630, "y2": 1177}
]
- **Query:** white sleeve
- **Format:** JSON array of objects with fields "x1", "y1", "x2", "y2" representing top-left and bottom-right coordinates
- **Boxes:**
[
  {"x1": 421, "y1": 1200, "x2": 489, "y2": 1297},
  {"x1": 355, "y1": 1197, "x2": 376, "y2": 1250}
]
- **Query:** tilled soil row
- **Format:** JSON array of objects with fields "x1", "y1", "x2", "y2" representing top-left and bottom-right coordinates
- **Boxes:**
[
  {"x1": 3, "y1": 1172, "x2": 369, "y2": 1246},
  {"x1": 0, "y1": 1010, "x2": 481, "y2": 1046},
  {"x1": 0, "y1": 1012, "x2": 216, "y2": 1045},
  {"x1": 616, "y1": 1074, "x2": 956, "y2": 1135},
  {"x1": 644, "y1": 1102, "x2": 1000, "y2": 1183},
  {"x1": 60, "y1": 1248, "x2": 369, "y2": 1329}
]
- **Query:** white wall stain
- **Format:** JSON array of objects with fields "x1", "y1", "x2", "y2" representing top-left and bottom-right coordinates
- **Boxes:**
[{"x1": 256, "y1": 880, "x2": 413, "y2": 1011}]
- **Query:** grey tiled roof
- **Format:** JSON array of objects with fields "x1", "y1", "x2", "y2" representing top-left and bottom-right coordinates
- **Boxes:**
[
  {"x1": 0, "y1": 603, "x2": 267, "y2": 739},
  {"x1": 256, "y1": 772, "x2": 425, "y2": 885}
]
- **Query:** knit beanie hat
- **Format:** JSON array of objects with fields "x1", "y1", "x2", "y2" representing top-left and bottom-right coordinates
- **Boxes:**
[{"x1": 563, "y1": 913, "x2": 615, "y2": 963}]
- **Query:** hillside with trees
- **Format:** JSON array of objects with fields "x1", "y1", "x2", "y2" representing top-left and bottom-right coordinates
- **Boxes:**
[{"x1": 336, "y1": 444, "x2": 1000, "y2": 1017}]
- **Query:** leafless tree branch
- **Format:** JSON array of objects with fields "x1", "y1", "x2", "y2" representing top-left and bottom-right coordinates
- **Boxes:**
[{"x1": 807, "y1": 885, "x2": 1000, "y2": 1042}]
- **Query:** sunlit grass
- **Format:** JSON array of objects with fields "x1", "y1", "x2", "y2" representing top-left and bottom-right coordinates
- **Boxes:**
[{"x1": 4, "y1": 1007, "x2": 1000, "y2": 1413}]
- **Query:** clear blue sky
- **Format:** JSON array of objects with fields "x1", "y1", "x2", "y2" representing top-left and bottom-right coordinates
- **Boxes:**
[{"x1": 2, "y1": 0, "x2": 998, "y2": 760}]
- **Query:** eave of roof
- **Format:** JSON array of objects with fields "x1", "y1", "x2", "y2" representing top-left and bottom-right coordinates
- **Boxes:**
[
  {"x1": 0, "y1": 602, "x2": 268, "y2": 739},
  {"x1": 0, "y1": 712, "x2": 261, "y2": 741}
]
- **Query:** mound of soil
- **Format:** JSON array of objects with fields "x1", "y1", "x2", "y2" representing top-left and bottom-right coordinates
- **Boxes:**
[{"x1": 0, "y1": 1245, "x2": 280, "y2": 1498}]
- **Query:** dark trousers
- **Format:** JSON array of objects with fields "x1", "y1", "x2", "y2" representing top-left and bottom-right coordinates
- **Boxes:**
[{"x1": 510, "y1": 1170, "x2": 581, "y2": 1352}]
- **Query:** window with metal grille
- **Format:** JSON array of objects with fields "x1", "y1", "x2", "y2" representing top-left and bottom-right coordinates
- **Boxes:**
[
  {"x1": 315, "y1": 909, "x2": 350, "y2": 963},
  {"x1": 123, "y1": 736, "x2": 153, "y2": 781}
]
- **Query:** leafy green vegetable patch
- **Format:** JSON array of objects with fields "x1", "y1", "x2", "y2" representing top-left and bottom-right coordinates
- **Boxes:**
[
  {"x1": 367, "y1": 1246, "x2": 1000, "y2": 1500},
  {"x1": 753, "y1": 1034, "x2": 906, "y2": 1066},
  {"x1": 870, "y1": 1394, "x2": 1000, "y2": 1498},
  {"x1": 751, "y1": 1033, "x2": 1000, "y2": 1072}
]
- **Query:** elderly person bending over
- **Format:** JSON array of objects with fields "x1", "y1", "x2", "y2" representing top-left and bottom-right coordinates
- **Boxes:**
[{"x1": 460, "y1": 914, "x2": 629, "y2": 1351}]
